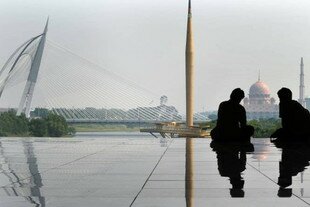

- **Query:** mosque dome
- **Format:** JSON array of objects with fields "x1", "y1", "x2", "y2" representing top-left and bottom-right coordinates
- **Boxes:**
[
  {"x1": 249, "y1": 81, "x2": 271, "y2": 96},
  {"x1": 244, "y1": 77, "x2": 279, "y2": 120}
]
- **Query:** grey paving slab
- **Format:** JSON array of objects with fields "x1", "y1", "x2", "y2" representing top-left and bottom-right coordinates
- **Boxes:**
[
  {"x1": 0, "y1": 136, "x2": 310, "y2": 206},
  {"x1": 131, "y1": 197, "x2": 309, "y2": 207}
]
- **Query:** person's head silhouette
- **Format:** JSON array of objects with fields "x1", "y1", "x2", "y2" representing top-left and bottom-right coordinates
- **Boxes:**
[
  {"x1": 277, "y1": 87, "x2": 292, "y2": 102},
  {"x1": 230, "y1": 88, "x2": 245, "y2": 103}
]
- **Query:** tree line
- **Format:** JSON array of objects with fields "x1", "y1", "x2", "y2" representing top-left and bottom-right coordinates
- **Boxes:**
[
  {"x1": 0, "y1": 110, "x2": 75, "y2": 137},
  {"x1": 206, "y1": 118, "x2": 281, "y2": 138}
]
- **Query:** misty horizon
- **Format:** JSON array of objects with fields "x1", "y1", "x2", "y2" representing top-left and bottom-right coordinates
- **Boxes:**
[{"x1": 1, "y1": 0, "x2": 310, "y2": 113}]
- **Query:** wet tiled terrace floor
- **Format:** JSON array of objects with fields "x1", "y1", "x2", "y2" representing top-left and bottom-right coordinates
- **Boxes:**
[{"x1": 0, "y1": 137, "x2": 310, "y2": 207}]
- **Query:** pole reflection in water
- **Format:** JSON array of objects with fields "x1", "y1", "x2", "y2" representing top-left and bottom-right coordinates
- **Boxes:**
[
  {"x1": 160, "y1": 137, "x2": 168, "y2": 147},
  {"x1": 185, "y1": 138, "x2": 194, "y2": 207},
  {"x1": 0, "y1": 140, "x2": 45, "y2": 206},
  {"x1": 22, "y1": 141, "x2": 45, "y2": 206}
]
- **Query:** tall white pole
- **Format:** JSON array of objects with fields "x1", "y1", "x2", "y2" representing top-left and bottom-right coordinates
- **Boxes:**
[
  {"x1": 186, "y1": 0, "x2": 194, "y2": 127},
  {"x1": 185, "y1": 1, "x2": 195, "y2": 205}
]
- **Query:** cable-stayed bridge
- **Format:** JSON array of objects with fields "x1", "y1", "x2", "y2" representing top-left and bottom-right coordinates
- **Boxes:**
[{"x1": 0, "y1": 21, "x2": 208, "y2": 124}]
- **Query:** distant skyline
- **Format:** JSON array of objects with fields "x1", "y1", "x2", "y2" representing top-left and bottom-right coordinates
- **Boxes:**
[{"x1": 1, "y1": 0, "x2": 310, "y2": 112}]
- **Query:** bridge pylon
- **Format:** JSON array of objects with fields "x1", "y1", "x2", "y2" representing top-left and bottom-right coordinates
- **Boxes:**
[
  {"x1": 17, "y1": 19, "x2": 48, "y2": 117},
  {"x1": 0, "y1": 19, "x2": 48, "y2": 117}
]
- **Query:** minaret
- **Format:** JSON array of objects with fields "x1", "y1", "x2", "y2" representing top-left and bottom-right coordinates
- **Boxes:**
[
  {"x1": 185, "y1": 0, "x2": 195, "y2": 127},
  {"x1": 299, "y1": 57, "x2": 305, "y2": 107}
]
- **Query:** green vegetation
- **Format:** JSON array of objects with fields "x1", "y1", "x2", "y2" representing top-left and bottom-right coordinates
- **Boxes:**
[
  {"x1": 0, "y1": 109, "x2": 281, "y2": 138},
  {"x1": 29, "y1": 118, "x2": 47, "y2": 137},
  {"x1": 45, "y1": 113, "x2": 69, "y2": 137},
  {"x1": 0, "y1": 110, "x2": 73, "y2": 137},
  {"x1": 70, "y1": 123, "x2": 140, "y2": 132},
  {"x1": 248, "y1": 119, "x2": 281, "y2": 138},
  {"x1": 206, "y1": 118, "x2": 281, "y2": 138},
  {"x1": 0, "y1": 110, "x2": 28, "y2": 136}
]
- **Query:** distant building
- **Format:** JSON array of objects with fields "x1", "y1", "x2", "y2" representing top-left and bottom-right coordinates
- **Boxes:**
[
  {"x1": 305, "y1": 98, "x2": 310, "y2": 111},
  {"x1": 0, "y1": 108, "x2": 11, "y2": 113},
  {"x1": 299, "y1": 57, "x2": 306, "y2": 107},
  {"x1": 243, "y1": 78, "x2": 279, "y2": 120},
  {"x1": 128, "y1": 95, "x2": 181, "y2": 121}
]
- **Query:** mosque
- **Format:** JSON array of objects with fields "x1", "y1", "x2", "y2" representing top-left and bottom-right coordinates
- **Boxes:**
[
  {"x1": 243, "y1": 77, "x2": 279, "y2": 120},
  {"x1": 243, "y1": 58, "x2": 307, "y2": 120}
]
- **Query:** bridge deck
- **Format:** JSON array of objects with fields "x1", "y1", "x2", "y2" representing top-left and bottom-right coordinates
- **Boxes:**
[{"x1": 140, "y1": 125, "x2": 210, "y2": 138}]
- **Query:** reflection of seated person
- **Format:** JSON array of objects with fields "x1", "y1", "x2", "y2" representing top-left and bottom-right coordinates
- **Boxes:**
[
  {"x1": 275, "y1": 143, "x2": 310, "y2": 197},
  {"x1": 212, "y1": 144, "x2": 247, "y2": 197},
  {"x1": 211, "y1": 88, "x2": 254, "y2": 142},
  {"x1": 271, "y1": 88, "x2": 310, "y2": 142}
]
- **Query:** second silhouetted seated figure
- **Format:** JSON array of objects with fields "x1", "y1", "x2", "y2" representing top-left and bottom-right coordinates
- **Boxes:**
[
  {"x1": 211, "y1": 88, "x2": 254, "y2": 142},
  {"x1": 271, "y1": 87, "x2": 310, "y2": 142}
]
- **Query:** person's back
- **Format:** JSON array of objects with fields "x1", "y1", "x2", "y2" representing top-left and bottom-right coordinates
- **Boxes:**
[
  {"x1": 271, "y1": 87, "x2": 310, "y2": 141},
  {"x1": 211, "y1": 88, "x2": 253, "y2": 142},
  {"x1": 217, "y1": 100, "x2": 246, "y2": 138},
  {"x1": 280, "y1": 99, "x2": 310, "y2": 136}
]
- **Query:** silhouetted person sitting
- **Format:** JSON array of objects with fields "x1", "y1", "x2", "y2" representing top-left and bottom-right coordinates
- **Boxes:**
[
  {"x1": 271, "y1": 87, "x2": 310, "y2": 142},
  {"x1": 211, "y1": 88, "x2": 254, "y2": 142}
]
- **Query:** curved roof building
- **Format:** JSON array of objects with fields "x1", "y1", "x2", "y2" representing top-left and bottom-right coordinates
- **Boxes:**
[
  {"x1": 250, "y1": 81, "x2": 270, "y2": 98},
  {"x1": 244, "y1": 78, "x2": 278, "y2": 120}
]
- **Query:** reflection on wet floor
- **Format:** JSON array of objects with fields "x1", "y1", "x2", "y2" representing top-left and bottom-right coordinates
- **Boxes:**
[
  {"x1": 210, "y1": 142, "x2": 254, "y2": 198},
  {"x1": 0, "y1": 140, "x2": 45, "y2": 206},
  {"x1": 275, "y1": 142, "x2": 310, "y2": 198},
  {"x1": 185, "y1": 138, "x2": 194, "y2": 207},
  {"x1": 0, "y1": 137, "x2": 310, "y2": 206}
]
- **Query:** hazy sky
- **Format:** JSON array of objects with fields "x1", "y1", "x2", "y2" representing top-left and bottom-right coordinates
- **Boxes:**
[{"x1": 1, "y1": 0, "x2": 310, "y2": 112}]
